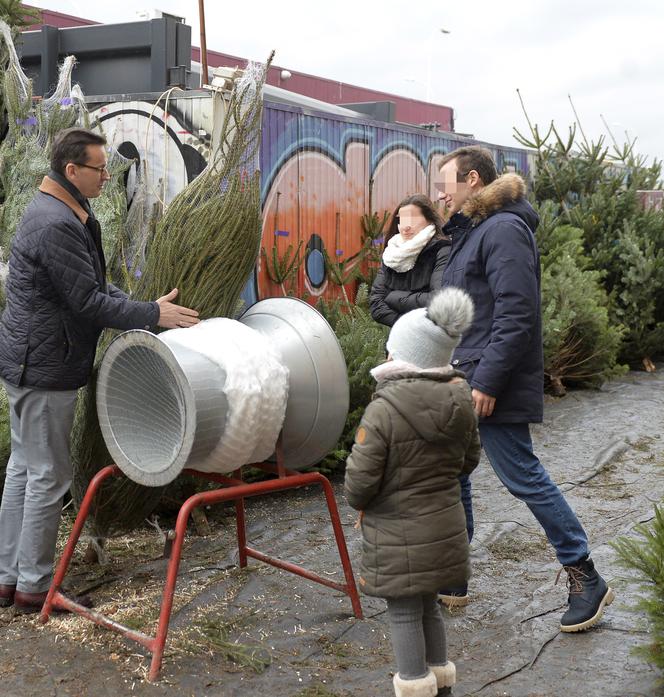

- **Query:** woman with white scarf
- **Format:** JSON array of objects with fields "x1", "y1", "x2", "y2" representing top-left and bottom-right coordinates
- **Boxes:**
[{"x1": 370, "y1": 194, "x2": 450, "y2": 328}]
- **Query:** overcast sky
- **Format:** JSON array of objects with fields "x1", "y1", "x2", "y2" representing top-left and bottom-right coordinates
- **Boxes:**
[{"x1": 28, "y1": 0, "x2": 664, "y2": 166}]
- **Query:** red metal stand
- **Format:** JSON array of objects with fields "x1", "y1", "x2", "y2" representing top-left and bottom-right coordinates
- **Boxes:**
[{"x1": 40, "y1": 461, "x2": 363, "y2": 681}]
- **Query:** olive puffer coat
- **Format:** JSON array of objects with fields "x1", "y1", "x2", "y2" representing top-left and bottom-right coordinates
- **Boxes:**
[
  {"x1": 344, "y1": 365, "x2": 481, "y2": 598},
  {"x1": 0, "y1": 176, "x2": 159, "y2": 389},
  {"x1": 369, "y1": 236, "x2": 451, "y2": 327}
]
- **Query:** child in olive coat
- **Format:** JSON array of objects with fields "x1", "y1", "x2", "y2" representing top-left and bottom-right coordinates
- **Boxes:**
[{"x1": 345, "y1": 288, "x2": 479, "y2": 697}]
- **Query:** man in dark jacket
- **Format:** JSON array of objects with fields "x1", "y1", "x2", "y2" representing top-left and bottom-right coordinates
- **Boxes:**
[
  {"x1": 437, "y1": 145, "x2": 614, "y2": 633},
  {"x1": 0, "y1": 128, "x2": 199, "y2": 613}
]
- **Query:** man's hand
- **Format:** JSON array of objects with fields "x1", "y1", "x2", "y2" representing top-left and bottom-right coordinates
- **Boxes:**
[
  {"x1": 156, "y1": 288, "x2": 200, "y2": 329},
  {"x1": 471, "y1": 388, "x2": 496, "y2": 418}
]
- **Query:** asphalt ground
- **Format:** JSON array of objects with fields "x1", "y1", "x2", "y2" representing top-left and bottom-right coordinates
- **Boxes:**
[{"x1": 1, "y1": 367, "x2": 663, "y2": 696}]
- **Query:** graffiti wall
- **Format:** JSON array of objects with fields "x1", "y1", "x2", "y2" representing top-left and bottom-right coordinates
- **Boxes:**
[
  {"x1": 90, "y1": 93, "x2": 532, "y2": 306},
  {"x1": 89, "y1": 94, "x2": 211, "y2": 209},
  {"x1": 258, "y1": 101, "x2": 531, "y2": 302}
]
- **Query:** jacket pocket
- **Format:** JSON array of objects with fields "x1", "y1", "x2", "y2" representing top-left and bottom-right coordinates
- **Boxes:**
[
  {"x1": 447, "y1": 265, "x2": 467, "y2": 289},
  {"x1": 62, "y1": 322, "x2": 73, "y2": 362},
  {"x1": 451, "y1": 347, "x2": 483, "y2": 379}
]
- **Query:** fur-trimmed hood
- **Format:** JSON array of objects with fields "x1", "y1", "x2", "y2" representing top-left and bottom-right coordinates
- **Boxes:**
[
  {"x1": 373, "y1": 366, "x2": 470, "y2": 444},
  {"x1": 461, "y1": 173, "x2": 538, "y2": 231}
]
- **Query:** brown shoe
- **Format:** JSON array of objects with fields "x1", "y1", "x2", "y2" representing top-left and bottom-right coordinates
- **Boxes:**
[
  {"x1": 14, "y1": 589, "x2": 94, "y2": 615},
  {"x1": 0, "y1": 584, "x2": 16, "y2": 608}
]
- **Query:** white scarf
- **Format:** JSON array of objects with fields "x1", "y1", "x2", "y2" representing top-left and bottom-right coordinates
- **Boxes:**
[{"x1": 381, "y1": 224, "x2": 436, "y2": 272}]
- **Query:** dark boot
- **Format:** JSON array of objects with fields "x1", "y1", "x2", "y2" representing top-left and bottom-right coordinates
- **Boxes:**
[
  {"x1": 558, "y1": 557, "x2": 615, "y2": 632},
  {"x1": 0, "y1": 584, "x2": 16, "y2": 608}
]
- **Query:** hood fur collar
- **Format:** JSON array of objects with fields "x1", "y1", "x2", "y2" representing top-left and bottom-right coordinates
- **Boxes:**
[
  {"x1": 371, "y1": 359, "x2": 461, "y2": 383},
  {"x1": 461, "y1": 173, "x2": 526, "y2": 225},
  {"x1": 39, "y1": 176, "x2": 89, "y2": 224}
]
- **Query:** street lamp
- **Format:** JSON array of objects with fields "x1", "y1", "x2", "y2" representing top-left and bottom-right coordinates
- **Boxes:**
[{"x1": 426, "y1": 27, "x2": 450, "y2": 102}]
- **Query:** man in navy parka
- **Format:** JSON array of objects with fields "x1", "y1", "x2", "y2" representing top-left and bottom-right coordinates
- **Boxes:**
[{"x1": 437, "y1": 145, "x2": 614, "y2": 633}]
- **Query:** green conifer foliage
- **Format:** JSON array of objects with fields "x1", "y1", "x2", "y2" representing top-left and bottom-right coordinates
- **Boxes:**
[
  {"x1": 70, "y1": 57, "x2": 273, "y2": 537},
  {"x1": 539, "y1": 223, "x2": 626, "y2": 393},
  {"x1": 612, "y1": 506, "x2": 664, "y2": 673},
  {"x1": 317, "y1": 283, "x2": 388, "y2": 471},
  {"x1": 515, "y1": 96, "x2": 664, "y2": 373}
]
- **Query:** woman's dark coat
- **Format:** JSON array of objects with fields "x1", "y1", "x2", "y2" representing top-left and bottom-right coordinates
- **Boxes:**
[
  {"x1": 441, "y1": 173, "x2": 543, "y2": 423},
  {"x1": 370, "y1": 236, "x2": 451, "y2": 327},
  {"x1": 0, "y1": 176, "x2": 159, "y2": 390},
  {"x1": 344, "y1": 367, "x2": 481, "y2": 598}
]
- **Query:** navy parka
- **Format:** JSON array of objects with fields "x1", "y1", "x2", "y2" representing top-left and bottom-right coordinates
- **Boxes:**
[{"x1": 441, "y1": 174, "x2": 544, "y2": 423}]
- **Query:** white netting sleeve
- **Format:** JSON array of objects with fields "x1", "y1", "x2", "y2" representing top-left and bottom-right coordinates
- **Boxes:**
[{"x1": 162, "y1": 318, "x2": 289, "y2": 469}]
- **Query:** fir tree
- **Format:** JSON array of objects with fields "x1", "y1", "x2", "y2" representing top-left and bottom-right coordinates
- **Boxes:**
[
  {"x1": 515, "y1": 93, "x2": 664, "y2": 374},
  {"x1": 612, "y1": 506, "x2": 664, "y2": 675},
  {"x1": 317, "y1": 283, "x2": 388, "y2": 471}
]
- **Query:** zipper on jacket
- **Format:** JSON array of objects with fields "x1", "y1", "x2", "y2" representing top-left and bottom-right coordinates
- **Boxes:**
[
  {"x1": 62, "y1": 321, "x2": 73, "y2": 362},
  {"x1": 19, "y1": 265, "x2": 39, "y2": 384}
]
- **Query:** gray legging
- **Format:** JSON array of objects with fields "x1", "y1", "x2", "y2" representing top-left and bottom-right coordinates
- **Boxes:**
[{"x1": 386, "y1": 593, "x2": 447, "y2": 679}]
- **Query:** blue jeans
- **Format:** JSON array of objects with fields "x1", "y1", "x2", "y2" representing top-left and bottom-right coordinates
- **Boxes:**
[
  {"x1": 475, "y1": 423, "x2": 589, "y2": 566},
  {"x1": 459, "y1": 475, "x2": 473, "y2": 543}
]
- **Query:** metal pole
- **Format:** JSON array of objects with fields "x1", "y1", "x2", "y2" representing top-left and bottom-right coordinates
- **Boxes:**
[{"x1": 198, "y1": 0, "x2": 209, "y2": 87}]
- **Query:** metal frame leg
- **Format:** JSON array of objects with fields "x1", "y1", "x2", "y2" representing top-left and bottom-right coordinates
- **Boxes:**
[
  {"x1": 40, "y1": 465, "x2": 122, "y2": 623},
  {"x1": 150, "y1": 492, "x2": 204, "y2": 680},
  {"x1": 42, "y1": 464, "x2": 363, "y2": 682},
  {"x1": 235, "y1": 497, "x2": 248, "y2": 568}
]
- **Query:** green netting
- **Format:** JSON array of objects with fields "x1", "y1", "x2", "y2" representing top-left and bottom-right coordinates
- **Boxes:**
[
  {"x1": 104, "y1": 161, "x2": 153, "y2": 293},
  {"x1": 0, "y1": 20, "x2": 84, "y2": 254},
  {"x1": 90, "y1": 145, "x2": 135, "y2": 254}
]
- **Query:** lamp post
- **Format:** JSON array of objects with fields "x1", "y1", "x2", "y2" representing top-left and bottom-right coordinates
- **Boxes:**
[
  {"x1": 425, "y1": 27, "x2": 450, "y2": 102},
  {"x1": 199, "y1": 0, "x2": 208, "y2": 87}
]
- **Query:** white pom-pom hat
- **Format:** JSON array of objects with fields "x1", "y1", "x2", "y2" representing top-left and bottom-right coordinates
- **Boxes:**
[{"x1": 386, "y1": 287, "x2": 474, "y2": 369}]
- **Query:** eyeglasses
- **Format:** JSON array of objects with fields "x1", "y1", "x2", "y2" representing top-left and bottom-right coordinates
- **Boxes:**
[{"x1": 73, "y1": 162, "x2": 109, "y2": 175}]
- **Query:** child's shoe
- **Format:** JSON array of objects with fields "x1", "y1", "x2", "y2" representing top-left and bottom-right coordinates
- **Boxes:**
[
  {"x1": 429, "y1": 661, "x2": 456, "y2": 696},
  {"x1": 393, "y1": 669, "x2": 438, "y2": 697},
  {"x1": 438, "y1": 585, "x2": 469, "y2": 608}
]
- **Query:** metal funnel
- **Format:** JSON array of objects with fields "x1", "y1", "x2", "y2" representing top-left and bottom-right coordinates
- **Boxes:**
[
  {"x1": 96, "y1": 298, "x2": 348, "y2": 486},
  {"x1": 239, "y1": 297, "x2": 349, "y2": 468}
]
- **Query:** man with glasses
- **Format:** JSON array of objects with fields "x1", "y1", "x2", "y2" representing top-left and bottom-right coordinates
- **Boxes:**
[
  {"x1": 434, "y1": 145, "x2": 614, "y2": 633},
  {"x1": 0, "y1": 128, "x2": 199, "y2": 613}
]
